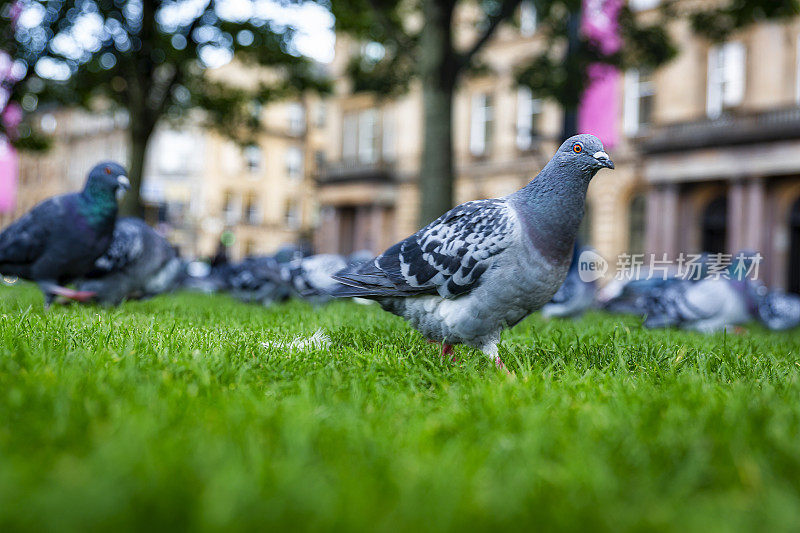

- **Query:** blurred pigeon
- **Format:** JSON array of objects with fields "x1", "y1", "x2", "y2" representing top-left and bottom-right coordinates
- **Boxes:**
[
  {"x1": 282, "y1": 253, "x2": 354, "y2": 303},
  {"x1": 227, "y1": 255, "x2": 292, "y2": 305},
  {"x1": 330, "y1": 134, "x2": 614, "y2": 368},
  {"x1": 643, "y1": 278, "x2": 753, "y2": 333},
  {"x1": 541, "y1": 244, "x2": 596, "y2": 319},
  {"x1": 602, "y1": 277, "x2": 683, "y2": 316},
  {"x1": 0, "y1": 161, "x2": 129, "y2": 307},
  {"x1": 76, "y1": 218, "x2": 181, "y2": 305},
  {"x1": 755, "y1": 289, "x2": 800, "y2": 331}
]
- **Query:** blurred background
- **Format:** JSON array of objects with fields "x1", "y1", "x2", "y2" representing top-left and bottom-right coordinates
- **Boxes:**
[{"x1": 1, "y1": 0, "x2": 799, "y2": 291}]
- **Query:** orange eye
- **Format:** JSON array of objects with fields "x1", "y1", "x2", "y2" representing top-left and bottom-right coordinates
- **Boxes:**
[
  {"x1": 104, "y1": 167, "x2": 112, "y2": 174},
  {"x1": 573, "y1": 144, "x2": 582, "y2": 153}
]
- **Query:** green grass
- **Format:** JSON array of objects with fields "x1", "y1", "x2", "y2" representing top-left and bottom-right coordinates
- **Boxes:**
[{"x1": 1, "y1": 284, "x2": 800, "y2": 532}]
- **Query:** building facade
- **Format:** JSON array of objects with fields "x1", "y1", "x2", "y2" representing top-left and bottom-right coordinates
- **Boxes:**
[
  {"x1": 7, "y1": 98, "x2": 315, "y2": 261},
  {"x1": 312, "y1": 1, "x2": 800, "y2": 291}
]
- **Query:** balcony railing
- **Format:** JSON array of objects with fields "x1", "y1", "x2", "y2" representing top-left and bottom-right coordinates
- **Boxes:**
[
  {"x1": 315, "y1": 159, "x2": 397, "y2": 184},
  {"x1": 639, "y1": 106, "x2": 800, "y2": 153}
]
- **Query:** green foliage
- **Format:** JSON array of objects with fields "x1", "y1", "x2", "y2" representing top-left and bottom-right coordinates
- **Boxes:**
[
  {"x1": 3, "y1": 0, "x2": 327, "y2": 136},
  {"x1": 688, "y1": 0, "x2": 800, "y2": 42},
  {"x1": 0, "y1": 0, "x2": 330, "y2": 214},
  {"x1": 1, "y1": 284, "x2": 800, "y2": 530}
]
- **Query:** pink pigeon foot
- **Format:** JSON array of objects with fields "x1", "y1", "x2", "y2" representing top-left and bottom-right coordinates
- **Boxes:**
[
  {"x1": 50, "y1": 286, "x2": 96, "y2": 302},
  {"x1": 441, "y1": 343, "x2": 459, "y2": 363}
]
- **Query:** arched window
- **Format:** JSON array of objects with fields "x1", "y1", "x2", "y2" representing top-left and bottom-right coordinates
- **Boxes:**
[
  {"x1": 628, "y1": 193, "x2": 647, "y2": 254},
  {"x1": 789, "y1": 197, "x2": 800, "y2": 294},
  {"x1": 701, "y1": 195, "x2": 728, "y2": 254}
]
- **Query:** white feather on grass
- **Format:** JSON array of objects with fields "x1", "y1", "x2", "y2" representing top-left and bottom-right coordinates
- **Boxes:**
[{"x1": 262, "y1": 329, "x2": 332, "y2": 353}]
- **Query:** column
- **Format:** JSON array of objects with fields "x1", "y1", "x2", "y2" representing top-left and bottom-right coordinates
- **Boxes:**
[
  {"x1": 743, "y1": 177, "x2": 765, "y2": 252},
  {"x1": 727, "y1": 179, "x2": 746, "y2": 253},
  {"x1": 645, "y1": 185, "x2": 664, "y2": 255},
  {"x1": 662, "y1": 183, "x2": 679, "y2": 258}
]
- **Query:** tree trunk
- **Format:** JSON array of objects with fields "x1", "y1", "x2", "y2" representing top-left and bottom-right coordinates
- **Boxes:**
[
  {"x1": 120, "y1": 127, "x2": 152, "y2": 217},
  {"x1": 418, "y1": 0, "x2": 458, "y2": 226}
]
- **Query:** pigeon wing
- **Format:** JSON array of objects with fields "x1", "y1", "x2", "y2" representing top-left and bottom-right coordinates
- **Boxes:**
[
  {"x1": 88, "y1": 218, "x2": 144, "y2": 276},
  {"x1": 0, "y1": 197, "x2": 65, "y2": 267},
  {"x1": 333, "y1": 199, "x2": 517, "y2": 298}
]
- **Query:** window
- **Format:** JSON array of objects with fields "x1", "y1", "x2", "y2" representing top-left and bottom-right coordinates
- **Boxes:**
[
  {"x1": 342, "y1": 112, "x2": 358, "y2": 162},
  {"x1": 796, "y1": 35, "x2": 800, "y2": 105},
  {"x1": 287, "y1": 103, "x2": 305, "y2": 135},
  {"x1": 342, "y1": 108, "x2": 382, "y2": 164},
  {"x1": 630, "y1": 0, "x2": 660, "y2": 11},
  {"x1": 286, "y1": 146, "x2": 304, "y2": 180},
  {"x1": 244, "y1": 145, "x2": 262, "y2": 173},
  {"x1": 628, "y1": 194, "x2": 647, "y2": 254},
  {"x1": 707, "y1": 42, "x2": 746, "y2": 118},
  {"x1": 624, "y1": 69, "x2": 655, "y2": 135},
  {"x1": 516, "y1": 86, "x2": 542, "y2": 151},
  {"x1": 382, "y1": 106, "x2": 396, "y2": 161},
  {"x1": 469, "y1": 93, "x2": 493, "y2": 157},
  {"x1": 520, "y1": 1, "x2": 537, "y2": 36},
  {"x1": 244, "y1": 192, "x2": 260, "y2": 225},
  {"x1": 158, "y1": 131, "x2": 193, "y2": 174},
  {"x1": 358, "y1": 109, "x2": 378, "y2": 164},
  {"x1": 223, "y1": 190, "x2": 239, "y2": 225},
  {"x1": 285, "y1": 199, "x2": 301, "y2": 229}
]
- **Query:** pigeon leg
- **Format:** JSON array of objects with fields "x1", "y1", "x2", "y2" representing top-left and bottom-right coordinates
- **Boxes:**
[
  {"x1": 441, "y1": 343, "x2": 458, "y2": 363},
  {"x1": 51, "y1": 287, "x2": 97, "y2": 302},
  {"x1": 481, "y1": 342, "x2": 509, "y2": 373},
  {"x1": 428, "y1": 340, "x2": 458, "y2": 363},
  {"x1": 38, "y1": 281, "x2": 96, "y2": 303},
  {"x1": 37, "y1": 281, "x2": 58, "y2": 310}
]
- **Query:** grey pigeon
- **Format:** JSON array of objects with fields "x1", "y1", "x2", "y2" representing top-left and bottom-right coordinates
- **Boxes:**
[
  {"x1": 541, "y1": 243, "x2": 597, "y2": 319},
  {"x1": 0, "y1": 161, "x2": 129, "y2": 307},
  {"x1": 76, "y1": 218, "x2": 181, "y2": 305},
  {"x1": 227, "y1": 255, "x2": 292, "y2": 305},
  {"x1": 643, "y1": 279, "x2": 753, "y2": 333},
  {"x1": 282, "y1": 253, "x2": 362, "y2": 303},
  {"x1": 755, "y1": 289, "x2": 800, "y2": 331},
  {"x1": 330, "y1": 134, "x2": 614, "y2": 368},
  {"x1": 602, "y1": 277, "x2": 683, "y2": 316}
]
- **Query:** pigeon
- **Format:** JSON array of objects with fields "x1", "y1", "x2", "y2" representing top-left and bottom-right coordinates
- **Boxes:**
[
  {"x1": 281, "y1": 253, "x2": 371, "y2": 304},
  {"x1": 75, "y1": 217, "x2": 182, "y2": 305},
  {"x1": 541, "y1": 243, "x2": 597, "y2": 319},
  {"x1": 227, "y1": 255, "x2": 292, "y2": 305},
  {"x1": 0, "y1": 161, "x2": 129, "y2": 307},
  {"x1": 330, "y1": 134, "x2": 614, "y2": 368},
  {"x1": 601, "y1": 277, "x2": 683, "y2": 316},
  {"x1": 755, "y1": 289, "x2": 800, "y2": 331},
  {"x1": 643, "y1": 278, "x2": 753, "y2": 333}
]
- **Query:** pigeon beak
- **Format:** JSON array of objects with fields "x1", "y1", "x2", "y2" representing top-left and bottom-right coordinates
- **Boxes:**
[
  {"x1": 593, "y1": 151, "x2": 614, "y2": 169},
  {"x1": 117, "y1": 175, "x2": 131, "y2": 191}
]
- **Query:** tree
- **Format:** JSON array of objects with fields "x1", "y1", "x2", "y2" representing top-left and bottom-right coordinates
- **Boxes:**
[
  {"x1": 0, "y1": 0, "x2": 327, "y2": 216},
  {"x1": 333, "y1": 0, "x2": 798, "y2": 225}
]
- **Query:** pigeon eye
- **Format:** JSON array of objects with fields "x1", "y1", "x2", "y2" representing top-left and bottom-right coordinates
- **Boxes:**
[
  {"x1": 104, "y1": 167, "x2": 112, "y2": 174},
  {"x1": 572, "y1": 144, "x2": 582, "y2": 153}
]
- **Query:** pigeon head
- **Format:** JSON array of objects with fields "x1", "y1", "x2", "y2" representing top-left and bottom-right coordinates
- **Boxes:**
[
  {"x1": 84, "y1": 161, "x2": 130, "y2": 198},
  {"x1": 554, "y1": 134, "x2": 615, "y2": 176}
]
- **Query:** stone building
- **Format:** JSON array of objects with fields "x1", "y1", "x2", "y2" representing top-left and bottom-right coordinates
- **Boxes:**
[
  {"x1": 312, "y1": 1, "x2": 800, "y2": 291},
  {"x1": 6, "y1": 97, "x2": 315, "y2": 261}
]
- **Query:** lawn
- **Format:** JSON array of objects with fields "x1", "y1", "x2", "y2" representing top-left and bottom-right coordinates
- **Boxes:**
[{"x1": 1, "y1": 284, "x2": 800, "y2": 532}]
